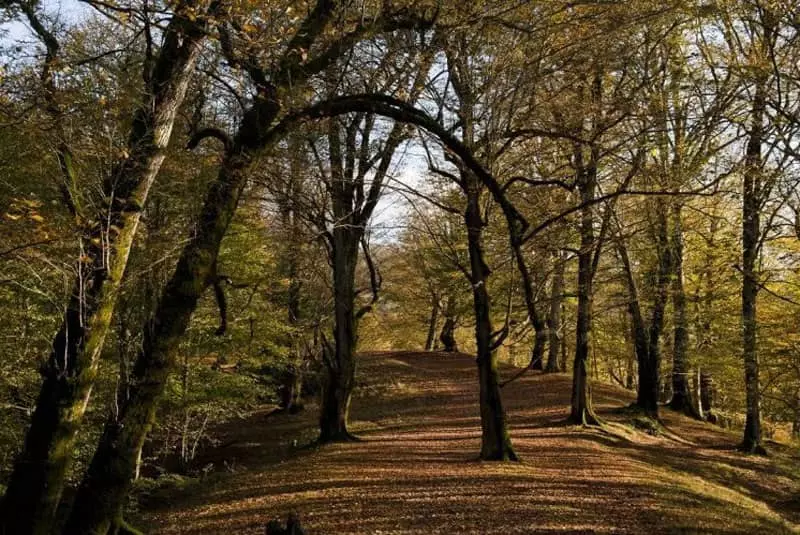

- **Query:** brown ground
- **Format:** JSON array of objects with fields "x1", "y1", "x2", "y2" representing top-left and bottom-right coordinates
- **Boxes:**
[{"x1": 141, "y1": 351, "x2": 800, "y2": 534}]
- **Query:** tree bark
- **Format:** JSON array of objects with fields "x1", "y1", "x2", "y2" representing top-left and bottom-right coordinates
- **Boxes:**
[
  {"x1": 700, "y1": 371, "x2": 714, "y2": 414},
  {"x1": 741, "y1": 75, "x2": 766, "y2": 454},
  {"x1": 512, "y1": 245, "x2": 547, "y2": 372},
  {"x1": 439, "y1": 316, "x2": 458, "y2": 352},
  {"x1": 530, "y1": 316, "x2": 547, "y2": 371},
  {"x1": 560, "y1": 308, "x2": 568, "y2": 373},
  {"x1": 278, "y1": 137, "x2": 305, "y2": 411},
  {"x1": 317, "y1": 49, "x2": 429, "y2": 440},
  {"x1": 738, "y1": 8, "x2": 774, "y2": 452},
  {"x1": 465, "y1": 177, "x2": 517, "y2": 461},
  {"x1": 425, "y1": 293, "x2": 440, "y2": 351},
  {"x1": 319, "y1": 229, "x2": 359, "y2": 442},
  {"x1": 639, "y1": 201, "x2": 671, "y2": 417},
  {"x1": 617, "y1": 238, "x2": 649, "y2": 396},
  {"x1": 692, "y1": 368, "x2": 704, "y2": 418},
  {"x1": 668, "y1": 203, "x2": 698, "y2": 417},
  {"x1": 444, "y1": 39, "x2": 516, "y2": 459},
  {"x1": 62, "y1": 83, "x2": 281, "y2": 534},
  {"x1": 0, "y1": 8, "x2": 208, "y2": 534},
  {"x1": 545, "y1": 251, "x2": 565, "y2": 372},
  {"x1": 61, "y1": 1, "x2": 394, "y2": 525},
  {"x1": 625, "y1": 340, "x2": 636, "y2": 390},
  {"x1": 569, "y1": 144, "x2": 601, "y2": 426}
]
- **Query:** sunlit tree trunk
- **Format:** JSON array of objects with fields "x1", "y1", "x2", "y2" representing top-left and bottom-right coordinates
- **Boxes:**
[
  {"x1": 1, "y1": 7, "x2": 208, "y2": 533},
  {"x1": 62, "y1": 79, "x2": 283, "y2": 535}
]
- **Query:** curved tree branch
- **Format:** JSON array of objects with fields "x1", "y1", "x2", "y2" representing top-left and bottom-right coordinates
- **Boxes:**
[
  {"x1": 355, "y1": 236, "x2": 382, "y2": 320},
  {"x1": 187, "y1": 127, "x2": 233, "y2": 152},
  {"x1": 266, "y1": 93, "x2": 529, "y2": 235}
]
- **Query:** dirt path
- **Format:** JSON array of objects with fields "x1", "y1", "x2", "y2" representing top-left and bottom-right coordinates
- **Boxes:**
[{"x1": 141, "y1": 351, "x2": 800, "y2": 534}]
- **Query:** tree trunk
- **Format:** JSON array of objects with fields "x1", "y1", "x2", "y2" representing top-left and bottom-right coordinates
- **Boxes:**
[
  {"x1": 465, "y1": 178, "x2": 517, "y2": 461},
  {"x1": 62, "y1": 89, "x2": 280, "y2": 534},
  {"x1": 279, "y1": 144, "x2": 304, "y2": 412},
  {"x1": 639, "y1": 202, "x2": 671, "y2": 417},
  {"x1": 530, "y1": 325, "x2": 547, "y2": 371},
  {"x1": 692, "y1": 368, "x2": 704, "y2": 419},
  {"x1": 568, "y1": 67, "x2": 606, "y2": 426},
  {"x1": 700, "y1": 371, "x2": 714, "y2": 414},
  {"x1": 668, "y1": 204, "x2": 698, "y2": 417},
  {"x1": 560, "y1": 307, "x2": 568, "y2": 373},
  {"x1": 63, "y1": 0, "x2": 384, "y2": 524},
  {"x1": 626, "y1": 343, "x2": 636, "y2": 390},
  {"x1": 0, "y1": 11, "x2": 206, "y2": 534},
  {"x1": 513, "y1": 247, "x2": 546, "y2": 372},
  {"x1": 425, "y1": 294, "x2": 440, "y2": 351},
  {"x1": 440, "y1": 316, "x2": 458, "y2": 352},
  {"x1": 569, "y1": 148, "x2": 601, "y2": 426},
  {"x1": 497, "y1": 227, "x2": 546, "y2": 374},
  {"x1": 545, "y1": 251, "x2": 565, "y2": 372},
  {"x1": 741, "y1": 47, "x2": 767, "y2": 455},
  {"x1": 319, "y1": 230, "x2": 359, "y2": 443}
]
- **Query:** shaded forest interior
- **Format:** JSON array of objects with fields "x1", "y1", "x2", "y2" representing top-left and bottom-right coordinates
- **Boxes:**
[{"x1": 2, "y1": 0, "x2": 800, "y2": 533}]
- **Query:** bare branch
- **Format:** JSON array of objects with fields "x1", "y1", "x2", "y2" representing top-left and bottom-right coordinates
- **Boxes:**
[{"x1": 187, "y1": 127, "x2": 233, "y2": 152}]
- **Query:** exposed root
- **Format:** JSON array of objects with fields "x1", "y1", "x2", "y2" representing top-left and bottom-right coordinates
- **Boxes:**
[
  {"x1": 666, "y1": 397, "x2": 703, "y2": 420},
  {"x1": 738, "y1": 441, "x2": 768, "y2": 456}
]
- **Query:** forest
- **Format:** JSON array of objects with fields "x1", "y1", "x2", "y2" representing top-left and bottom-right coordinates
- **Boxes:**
[{"x1": 1, "y1": 0, "x2": 800, "y2": 533}]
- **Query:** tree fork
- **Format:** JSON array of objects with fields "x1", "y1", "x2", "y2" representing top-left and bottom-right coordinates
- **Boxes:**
[
  {"x1": 63, "y1": 89, "x2": 279, "y2": 534},
  {"x1": 1, "y1": 3, "x2": 211, "y2": 533}
]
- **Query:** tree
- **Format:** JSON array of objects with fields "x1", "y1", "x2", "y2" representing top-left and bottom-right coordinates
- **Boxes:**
[
  {"x1": 0, "y1": 1, "x2": 216, "y2": 531},
  {"x1": 440, "y1": 32, "x2": 518, "y2": 460},
  {"x1": 62, "y1": 3, "x2": 439, "y2": 531},
  {"x1": 312, "y1": 39, "x2": 433, "y2": 441}
]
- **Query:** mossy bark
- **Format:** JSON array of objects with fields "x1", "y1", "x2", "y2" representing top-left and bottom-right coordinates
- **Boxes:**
[
  {"x1": 62, "y1": 90, "x2": 280, "y2": 534},
  {"x1": 0, "y1": 10, "x2": 206, "y2": 534}
]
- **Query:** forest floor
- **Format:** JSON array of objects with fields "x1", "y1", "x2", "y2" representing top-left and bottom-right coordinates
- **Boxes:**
[{"x1": 139, "y1": 351, "x2": 800, "y2": 534}]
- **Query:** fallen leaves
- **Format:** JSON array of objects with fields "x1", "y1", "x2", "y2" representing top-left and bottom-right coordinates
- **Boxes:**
[{"x1": 141, "y1": 352, "x2": 800, "y2": 534}]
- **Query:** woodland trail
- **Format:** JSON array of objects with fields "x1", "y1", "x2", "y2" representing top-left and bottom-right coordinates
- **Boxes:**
[{"x1": 141, "y1": 352, "x2": 800, "y2": 534}]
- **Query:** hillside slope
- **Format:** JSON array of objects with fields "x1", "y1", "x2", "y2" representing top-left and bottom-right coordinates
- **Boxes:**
[{"x1": 141, "y1": 351, "x2": 800, "y2": 534}]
